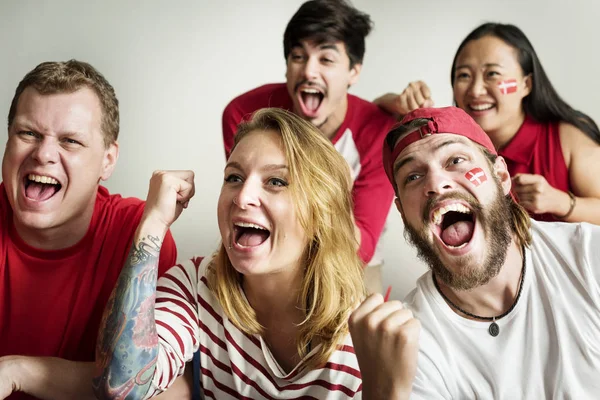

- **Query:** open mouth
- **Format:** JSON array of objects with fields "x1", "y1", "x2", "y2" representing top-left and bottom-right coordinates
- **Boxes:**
[
  {"x1": 431, "y1": 203, "x2": 475, "y2": 249},
  {"x1": 298, "y1": 87, "x2": 324, "y2": 115},
  {"x1": 468, "y1": 103, "x2": 495, "y2": 112},
  {"x1": 233, "y1": 222, "x2": 271, "y2": 248},
  {"x1": 24, "y1": 174, "x2": 62, "y2": 202}
]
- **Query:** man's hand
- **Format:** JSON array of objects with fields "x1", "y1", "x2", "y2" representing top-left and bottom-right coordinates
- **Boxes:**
[
  {"x1": 349, "y1": 294, "x2": 420, "y2": 400},
  {"x1": 374, "y1": 81, "x2": 434, "y2": 117},
  {"x1": 142, "y1": 170, "x2": 195, "y2": 233},
  {"x1": 0, "y1": 356, "x2": 19, "y2": 399},
  {"x1": 512, "y1": 173, "x2": 570, "y2": 216},
  {"x1": 0, "y1": 356, "x2": 94, "y2": 400}
]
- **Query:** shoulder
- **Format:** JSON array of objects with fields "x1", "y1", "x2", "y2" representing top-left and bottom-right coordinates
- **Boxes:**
[
  {"x1": 558, "y1": 122, "x2": 600, "y2": 165},
  {"x1": 346, "y1": 94, "x2": 397, "y2": 138},
  {"x1": 96, "y1": 186, "x2": 145, "y2": 221},
  {"x1": 224, "y1": 83, "x2": 289, "y2": 116},
  {"x1": 530, "y1": 219, "x2": 600, "y2": 275}
]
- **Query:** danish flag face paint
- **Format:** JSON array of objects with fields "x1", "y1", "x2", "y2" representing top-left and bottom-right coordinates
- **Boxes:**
[
  {"x1": 497, "y1": 79, "x2": 518, "y2": 95},
  {"x1": 465, "y1": 167, "x2": 488, "y2": 187}
]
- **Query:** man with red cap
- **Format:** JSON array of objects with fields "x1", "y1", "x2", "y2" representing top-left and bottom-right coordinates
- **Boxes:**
[{"x1": 349, "y1": 106, "x2": 600, "y2": 398}]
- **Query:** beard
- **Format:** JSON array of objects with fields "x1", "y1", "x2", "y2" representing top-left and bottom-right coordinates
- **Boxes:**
[{"x1": 403, "y1": 180, "x2": 513, "y2": 291}]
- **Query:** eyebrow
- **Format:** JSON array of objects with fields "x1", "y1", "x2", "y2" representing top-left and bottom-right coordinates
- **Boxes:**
[
  {"x1": 455, "y1": 62, "x2": 504, "y2": 70},
  {"x1": 319, "y1": 43, "x2": 340, "y2": 52},
  {"x1": 393, "y1": 139, "x2": 466, "y2": 177},
  {"x1": 224, "y1": 161, "x2": 289, "y2": 171}
]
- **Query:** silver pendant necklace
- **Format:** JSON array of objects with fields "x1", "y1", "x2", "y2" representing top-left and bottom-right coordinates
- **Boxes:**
[{"x1": 433, "y1": 246, "x2": 526, "y2": 337}]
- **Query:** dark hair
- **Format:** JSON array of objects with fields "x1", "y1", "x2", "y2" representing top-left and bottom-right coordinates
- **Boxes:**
[
  {"x1": 8, "y1": 60, "x2": 119, "y2": 147},
  {"x1": 450, "y1": 23, "x2": 600, "y2": 145},
  {"x1": 283, "y1": 0, "x2": 373, "y2": 68}
]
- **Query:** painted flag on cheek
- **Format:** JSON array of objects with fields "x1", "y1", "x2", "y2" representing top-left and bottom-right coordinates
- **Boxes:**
[
  {"x1": 497, "y1": 79, "x2": 518, "y2": 95},
  {"x1": 465, "y1": 168, "x2": 488, "y2": 187}
]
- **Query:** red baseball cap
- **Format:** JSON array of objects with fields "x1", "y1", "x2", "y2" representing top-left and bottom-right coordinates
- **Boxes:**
[{"x1": 383, "y1": 106, "x2": 497, "y2": 184}]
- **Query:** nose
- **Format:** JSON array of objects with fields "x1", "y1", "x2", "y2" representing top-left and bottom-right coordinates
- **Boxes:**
[
  {"x1": 424, "y1": 169, "x2": 456, "y2": 197},
  {"x1": 32, "y1": 137, "x2": 59, "y2": 165},
  {"x1": 234, "y1": 179, "x2": 261, "y2": 209},
  {"x1": 303, "y1": 56, "x2": 320, "y2": 81},
  {"x1": 467, "y1": 75, "x2": 487, "y2": 98}
]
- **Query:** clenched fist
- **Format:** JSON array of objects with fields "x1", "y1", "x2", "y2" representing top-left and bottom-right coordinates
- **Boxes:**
[{"x1": 349, "y1": 294, "x2": 420, "y2": 400}]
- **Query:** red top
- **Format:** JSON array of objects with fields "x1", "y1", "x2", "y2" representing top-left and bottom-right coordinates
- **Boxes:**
[
  {"x1": 499, "y1": 115, "x2": 570, "y2": 222},
  {"x1": 0, "y1": 184, "x2": 177, "y2": 400},
  {"x1": 222, "y1": 83, "x2": 396, "y2": 264}
]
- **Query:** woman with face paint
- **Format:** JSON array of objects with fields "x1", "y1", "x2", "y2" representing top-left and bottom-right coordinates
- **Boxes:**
[
  {"x1": 377, "y1": 23, "x2": 600, "y2": 224},
  {"x1": 92, "y1": 108, "x2": 420, "y2": 400}
]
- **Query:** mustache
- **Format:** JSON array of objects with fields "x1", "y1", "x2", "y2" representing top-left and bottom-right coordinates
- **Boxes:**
[
  {"x1": 423, "y1": 191, "x2": 483, "y2": 224},
  {"x1": 294, "y1": 80, "x2": 327, "y2": 95}
]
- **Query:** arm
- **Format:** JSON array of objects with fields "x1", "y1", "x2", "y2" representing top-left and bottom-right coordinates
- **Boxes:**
[
  {"x1": 512, "y1": 123, "x2": 600, "y2": 223},
  {"x1": 222, "y1": 100, "x2": 243, "y2": 158},
  {"x1": 373, "y1": 81, "x2": 434, "y2": 118},
  {"x1": 352, "y1": 142, "x2": 395, "y2": 264},
  {"x1": 0, "y1": 356, "x2": 94, "y2": 400},
  {"x1": 561, "y1": 123, "x2": 600, "y2": 224},
  {"x1": 93, "y1": 170, "x2": 195, "y2": 400},
  {"x1": 348, "y1": 294, "x2": 420, "y2": 400}
]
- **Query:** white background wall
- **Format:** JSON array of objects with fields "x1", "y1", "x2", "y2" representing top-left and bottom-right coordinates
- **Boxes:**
[{"x1": 1, "y1": 0, "x2": 598, "y2": 300}]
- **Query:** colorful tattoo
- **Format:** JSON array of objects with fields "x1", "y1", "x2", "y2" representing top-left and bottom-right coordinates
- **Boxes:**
[
  {"x1": 93, "y1": 235, "x2": 162, "y2": 400},
  {"x1": 465, "y1": 167, "x2": 488, "y2": 187}
]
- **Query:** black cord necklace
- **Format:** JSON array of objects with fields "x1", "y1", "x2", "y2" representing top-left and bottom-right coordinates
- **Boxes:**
[{"x1": 432, "y1": 246, "x2": 526, "y2": 337}]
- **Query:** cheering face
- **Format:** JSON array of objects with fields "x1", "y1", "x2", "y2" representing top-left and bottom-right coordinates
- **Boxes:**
[
  {"x1": 453, "y1": 36, "x2": 531, "y2": 141},
  {"x1": 393, "y1": 134, "x2": 513, "y2": 290},
  {"x1": 218, "y1": 129, "x2": 308, "y2": 277},
  {"x1": 2, "y1": 87, "x2": 117, "y2": 244},
  {"x1": 285, "y1": 39, "x2": 361, "y2": 130}
]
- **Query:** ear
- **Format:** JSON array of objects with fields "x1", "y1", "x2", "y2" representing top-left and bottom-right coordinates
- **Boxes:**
[
  {"x1": 493, "y1": 155, "x2": 512, "y2": 196},
  {"x1": 100, "y1": 141, "x2": 119, "y2": 181},
  {"x1": 522, "y1": 73, "x2": 532, "y2": 97},
  {"x1": 348, "y1": 63, "x2": 362, "y2": 86},
  {"x1": 394, "y1": 197, "x2": 404, "y2": 218}
]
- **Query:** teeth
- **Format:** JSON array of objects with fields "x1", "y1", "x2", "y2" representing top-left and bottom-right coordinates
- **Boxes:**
[
  {"x1": 301, "y1": 88, "x2": 320, "y2": 94},
  {"x1": 447, "y1": 242, "x2": 468, "y2": 249},
  {"x1": 470, "y1": 104, "x2": 494, "y2": 111},
  {"x1": 28, "y1": 174, "x2": 58, "y2": 185},
  {"x1": 432, "y1": 203, "x2": 471, "y2": 226},
  {"x1": 234, "y1": 222, "x2": 267, "y2": 230}
]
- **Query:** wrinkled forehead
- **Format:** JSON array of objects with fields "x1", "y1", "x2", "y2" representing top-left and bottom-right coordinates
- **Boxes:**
[{"x1": 393, "y1": 133, "x2": 475, "y2": 172}]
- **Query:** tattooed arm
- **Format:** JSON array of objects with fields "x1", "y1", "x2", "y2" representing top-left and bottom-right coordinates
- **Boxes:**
[{"x1": 93, "y1": 170, "x2": 195, "y2": 400}]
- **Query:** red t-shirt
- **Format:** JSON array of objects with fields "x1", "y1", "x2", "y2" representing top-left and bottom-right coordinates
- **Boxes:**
[
  {"x1": 499, "y1": 116, "x2": 570, "y2": 222},
  {"x1": 222, "y1": 83, "x2": 396, "y2": 264},
  {"x1": 0, "y1": 184, "x2": 177, "y2": 400}
]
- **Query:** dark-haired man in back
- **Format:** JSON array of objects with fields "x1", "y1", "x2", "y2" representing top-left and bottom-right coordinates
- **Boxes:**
[{"x1": 223, "y1": 0, "x2": 397, "y2": 292}]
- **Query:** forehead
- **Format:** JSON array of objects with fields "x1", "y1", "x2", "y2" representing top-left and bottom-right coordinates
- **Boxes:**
[
  {"x1": 456, "y1": 36, "x2": 519, "y2": 67},
  {"x1": 12, "y1": 87, "x2": 102, "y2": 134},
  {"x1": 394, "y1": 133, "x2": 477, "y2": 168},
  {"x1": 229, "y1": 129, "x2": 286, "y2": 165},
  {"x1": 292, "y1": 38, "x2": 346, "y2": 54}
]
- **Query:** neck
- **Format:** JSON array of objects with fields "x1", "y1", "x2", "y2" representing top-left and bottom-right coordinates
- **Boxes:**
[
  {"x1": 487, "y1": 109, "x2": 527, "y2": 150},
  {"x1": 318, "y1": 95, "x2": 348, "y2": 140},
  {"x1": 437, "y1": 239, "x2": 524, "y2": 318},
  {"x1": 243, "y1": 263, "x2": 305, "y2": 325},
  {"x1": 12, "y1": 199, "x2": 96, "y2": 251}
]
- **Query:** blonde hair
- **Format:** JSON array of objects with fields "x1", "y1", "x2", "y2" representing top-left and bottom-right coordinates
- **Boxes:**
[
  {"x1": 8, "y1": 60, "x2": 119, "y2": 148},
  {"x1": 207, "y1": 108, "x2": 366, "y2": 370}
]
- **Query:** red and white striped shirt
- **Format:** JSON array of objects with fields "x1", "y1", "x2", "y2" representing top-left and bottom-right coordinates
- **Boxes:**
[{"x1": 147, "y1": 255, "x2": 363, "y2": 399}]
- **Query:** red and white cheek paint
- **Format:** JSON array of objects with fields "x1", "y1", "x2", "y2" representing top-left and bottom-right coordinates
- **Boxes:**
[
  {"x1": 465, "y1": 167, "x2": 488, "y2": 187},
  {"x1": 497, "y1": 79, "x2": 518, "y2": 95}
]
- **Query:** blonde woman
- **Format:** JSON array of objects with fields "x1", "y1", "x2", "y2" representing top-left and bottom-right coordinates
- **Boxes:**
[{"x1": 93, "y1": 108, "x2": 395, "y2": 399}]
